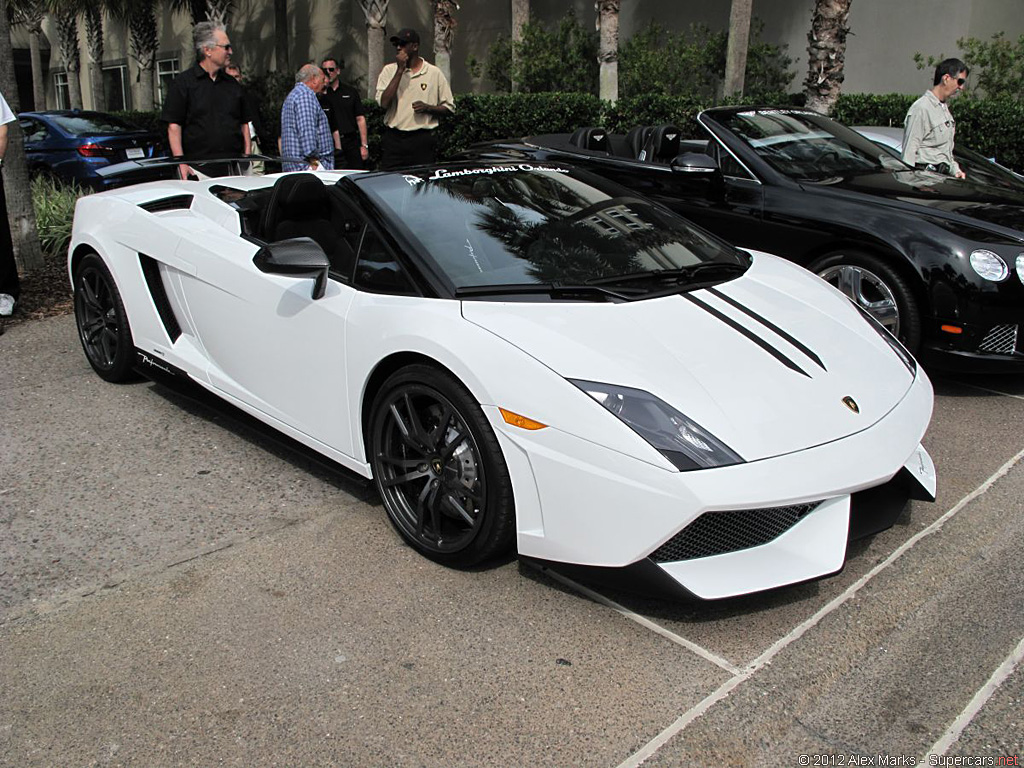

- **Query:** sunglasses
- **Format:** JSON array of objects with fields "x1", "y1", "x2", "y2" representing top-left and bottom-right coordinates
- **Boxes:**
[
  {"x1": 323, "y1": 66, "x2": 337, "y2": 72},
  {"x1": 394, "y1": 41, "x2": 410, "y2": 47},
  {"x1": 956, "y1": 77, "x2": 966, "y2": 86},
  {"x1": 211, "y1": 43, "x2": 233, "y2": 51}
]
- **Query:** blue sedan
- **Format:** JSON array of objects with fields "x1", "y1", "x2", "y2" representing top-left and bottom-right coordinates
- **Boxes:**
[{"x1": 18, "y1": 110, "x2": 171, "y2": 190}]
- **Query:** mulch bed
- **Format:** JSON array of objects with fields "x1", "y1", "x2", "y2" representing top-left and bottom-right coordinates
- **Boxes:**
[{"x1": 0, "y1": 250, "x2": 73, "y2": 334}]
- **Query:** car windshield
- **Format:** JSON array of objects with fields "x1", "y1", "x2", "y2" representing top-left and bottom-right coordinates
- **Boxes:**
[
  {"x1": 48, "y1": 112, "x2": 141, "y2": 137},
  {"x1": 715, "y1": 109, "x2": 905, "y2": 180},
  {"x1": 354, "y1": 165, "x2": 747, "y2": 293}
]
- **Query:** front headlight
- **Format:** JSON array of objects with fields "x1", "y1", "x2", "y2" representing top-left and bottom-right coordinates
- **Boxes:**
[
  {"x1": 569, "y1": 379, "x2": 744, "y2": 471},
  {"x1": 1016, "y1": 253, "x2": 1024, "y2": 284},
  {"x1": 969, "y1": 249, "x2": 1009, "y2": 282}
]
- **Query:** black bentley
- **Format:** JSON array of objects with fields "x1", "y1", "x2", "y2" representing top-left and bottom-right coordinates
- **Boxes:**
[{"x1": 460, "y1": 106, "x2": 1024, "y2": 371}]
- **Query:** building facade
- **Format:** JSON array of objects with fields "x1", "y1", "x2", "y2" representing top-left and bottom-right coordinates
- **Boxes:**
[{"x1": 9, "y1": 0, "x2": 1023, "y2": 113}]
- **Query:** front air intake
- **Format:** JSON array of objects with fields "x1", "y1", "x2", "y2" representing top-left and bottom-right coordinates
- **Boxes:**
[{"x1": 649, "y1": 503, "x2": 821, "y2": 562}]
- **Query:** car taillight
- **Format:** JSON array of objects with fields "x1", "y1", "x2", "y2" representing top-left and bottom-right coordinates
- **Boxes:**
[{"x1": 77, "y1": 143, "x2": 116, "y2": 158}]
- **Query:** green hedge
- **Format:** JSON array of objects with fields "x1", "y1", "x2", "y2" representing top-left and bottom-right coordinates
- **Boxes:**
[{"x1": 115, "y1": 91, "x2": 1024, "y2": 173}]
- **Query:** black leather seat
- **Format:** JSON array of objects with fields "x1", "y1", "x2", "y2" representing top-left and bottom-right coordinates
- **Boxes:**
[
  {"x1": 649, "y1": 124, "x2": 682, "y2": 163},
  {"x1": 262, "y1": 173, "x2": 355, "y2": 276},
  {"x1": 569, "y1": 126, "x2": 611, "y2": 154},
  {"x1": 626, "y1": 126, "x2": 654, "y2": 160}
]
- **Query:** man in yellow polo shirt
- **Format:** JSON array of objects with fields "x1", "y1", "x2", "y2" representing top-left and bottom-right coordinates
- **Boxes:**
[{"x1": 376, "y1": 28, "x2": 454, "y2": 170}]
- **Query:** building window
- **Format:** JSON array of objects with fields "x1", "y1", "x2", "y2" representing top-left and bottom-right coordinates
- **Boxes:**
[
  {"x1": 54, "y1": 71, "x2": 69, "y2": 109},
  {"x1": 103, "y1": 62, "x2": 131, "y2": 111},
  {"x1": 157, "y1": 57, "x2": 180, "y2": 107}
]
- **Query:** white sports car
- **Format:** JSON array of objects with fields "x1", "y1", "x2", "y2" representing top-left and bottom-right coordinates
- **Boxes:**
[{"x1": 68, "y1": 162, "x2": 936, "y2": 600}]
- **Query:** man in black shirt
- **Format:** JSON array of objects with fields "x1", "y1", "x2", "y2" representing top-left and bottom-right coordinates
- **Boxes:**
[
  {"x1": 162, "y1": 22, "x2": 251, "y2": 179},
  {"x1": 318, "y1": 56, "x2": 368, "y2": 169}
]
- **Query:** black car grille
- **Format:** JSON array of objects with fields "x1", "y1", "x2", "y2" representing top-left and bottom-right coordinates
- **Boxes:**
[
  {"x1": 977, "y1": 324, "x2": 1019, "y2": 355},
  {"x1": 649, "y1": 502, "x2": 822, "y2": 563}
]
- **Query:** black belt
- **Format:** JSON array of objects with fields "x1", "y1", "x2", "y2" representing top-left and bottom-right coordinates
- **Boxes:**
[{"x1": 915, "y1": 161, "x2": 952, "y2": 175}]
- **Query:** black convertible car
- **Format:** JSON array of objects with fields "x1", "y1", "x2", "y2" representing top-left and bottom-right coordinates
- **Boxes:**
[{"x1": 461, "y1": 106, "x2": 1024, "y2": 371}]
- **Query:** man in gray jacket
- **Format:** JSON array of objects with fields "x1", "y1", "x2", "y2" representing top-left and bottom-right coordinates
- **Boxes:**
[{"x1": 902, "y1": 58, "x2": 969, "y2": 179}]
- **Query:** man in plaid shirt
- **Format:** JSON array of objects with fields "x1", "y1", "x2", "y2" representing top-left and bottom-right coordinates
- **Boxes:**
[{"x1": 280, "y1": 64, "x2": 334, "y2": 172}]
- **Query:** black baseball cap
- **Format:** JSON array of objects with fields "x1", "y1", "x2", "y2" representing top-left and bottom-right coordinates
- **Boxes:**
[{"x1": 390, "y1": 28, "x2": 420, "y2": 45}]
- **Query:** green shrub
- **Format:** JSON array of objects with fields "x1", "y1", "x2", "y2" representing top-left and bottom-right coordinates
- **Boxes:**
[
  {"x1": 32, "y1": 176, "x2": 84, "y2": 257},
  {"x1": 915, "y1": 32, "x2": 1024, "y2": 100},
  {"x1": 481, "y1": 10, "x2": 599, "y2": 94}
]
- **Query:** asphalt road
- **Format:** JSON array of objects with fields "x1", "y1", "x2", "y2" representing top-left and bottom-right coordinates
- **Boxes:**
[{"x1": 1, "y1": 314, "x2": 1022, "y2": 767}]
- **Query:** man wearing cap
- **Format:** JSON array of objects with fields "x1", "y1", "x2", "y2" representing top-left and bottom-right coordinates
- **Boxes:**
[{"x1": 376, "y1": 27, "x2": 454, "y2": 169}]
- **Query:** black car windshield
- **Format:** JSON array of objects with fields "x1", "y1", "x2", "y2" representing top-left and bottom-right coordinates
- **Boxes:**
[
  {"x1": 716, "y1": 109, "x2": 901, "y2": 180},
  {"x1": 48, "y1": 112, "x2": 142, "y2": 137},
  {"x1": 354, "y1": 165, "x2": 747, "y2": 293}
]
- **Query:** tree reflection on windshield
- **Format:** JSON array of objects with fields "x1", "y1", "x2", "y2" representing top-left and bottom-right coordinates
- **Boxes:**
[{"x1": 357, "y1": 167, "x2": 744, "y2": 289}]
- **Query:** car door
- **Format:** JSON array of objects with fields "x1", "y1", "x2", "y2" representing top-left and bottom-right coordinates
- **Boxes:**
[
  {"x1": 18, "y1": 117, "x2": 54, "y2": 174},
  {"x1": 175, "y1": 193, "x2": 370, "y2": 460}
]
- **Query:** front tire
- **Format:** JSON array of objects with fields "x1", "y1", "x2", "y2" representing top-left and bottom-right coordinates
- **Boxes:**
[
  {"x1": 814, "y1": 250, "x2": 921, "y2": 353},
  {"x1": 73, "y1": 252, "x2": 137, "y2": 382},
  {"x1": 369, "y1": 364, "x2": 515, "y2": 568}
]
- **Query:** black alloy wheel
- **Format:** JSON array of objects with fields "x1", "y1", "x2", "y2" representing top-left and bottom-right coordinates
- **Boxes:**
[
  {"x1": 814, "y1": 249, "x2": 922, "y2": 353},
  {"x1": 74, "y1": 252, "x2": 137, "y2": 382},
  {"x1": 369, "y1": 364, "x2": 515, "y2": 567}
]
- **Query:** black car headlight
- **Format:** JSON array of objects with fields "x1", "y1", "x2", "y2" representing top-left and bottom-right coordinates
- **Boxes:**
[
  {"x1": 852, "y1": 303, "x2": 917, "y2": 375},
  {"x1": 969, "y1": 249, "x2": 1010, "y2": 282},
  {"x1": 570, "y1": 379, "x2": 744, "y2": 471}
]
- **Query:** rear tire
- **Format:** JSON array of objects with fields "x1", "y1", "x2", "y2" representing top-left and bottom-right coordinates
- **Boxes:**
[
  {"x1": 814, "y1": 250, "x2": 921, "y2": 353},
  {"x1": 369, "y1": 364, "x2": 515, "y2": 568},
  {"x1": 73, "y1": 252, "x2": 138, "y2": 382}
]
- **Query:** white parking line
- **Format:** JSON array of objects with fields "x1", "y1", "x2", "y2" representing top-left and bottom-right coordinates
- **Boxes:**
[
  {"x1": 922, "y1": 634, "x2": 1024, "y2": 760},
  {"x1": 615, "y1": 447, "x2": 1024, "y2": 768},
  {"x1": 535, "y1": 566, "x2": 742, "y2": 675}
]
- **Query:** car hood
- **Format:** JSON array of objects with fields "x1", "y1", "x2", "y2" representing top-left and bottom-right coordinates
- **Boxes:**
[
  {"x1": 461, "y1": 255, "x2": 917, "y2": 463},
  {"x1": 802, "y1": 171, "x2": 1024, "y2": 236}
]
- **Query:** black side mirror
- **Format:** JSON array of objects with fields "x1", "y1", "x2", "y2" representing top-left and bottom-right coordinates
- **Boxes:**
[
  {"x1": 253, "y1": 237, "x2": 331, "y2": 300},
  {"x1": 670, "y1": 152, "x2": 720, "y2": 174}
]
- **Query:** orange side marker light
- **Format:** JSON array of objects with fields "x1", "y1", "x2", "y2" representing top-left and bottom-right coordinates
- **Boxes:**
[{"x1": 499, "y1": 408, "x2": 548, "y2": 430}]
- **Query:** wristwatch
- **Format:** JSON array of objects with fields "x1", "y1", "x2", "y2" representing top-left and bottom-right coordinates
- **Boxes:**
[{"x1": 361, "y1": 144, "x2": 368, "y2": 148}]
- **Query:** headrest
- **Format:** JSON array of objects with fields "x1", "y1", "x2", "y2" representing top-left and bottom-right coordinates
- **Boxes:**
[
  {"x1": 626, "y1": 125, "x2": 653, "y2": 159},
  {"x1": 569, "y1": 126, "x2": 610, "y2": 153},
  {"x1": 649, "y1": 125, "x2": 681, "y2": 161},
  {"x1": 272, "y1": 173, "x2": 328, "y2": 213}
]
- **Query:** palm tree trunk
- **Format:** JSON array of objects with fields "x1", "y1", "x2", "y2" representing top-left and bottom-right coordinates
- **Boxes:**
[
  {"x1": 54, "y1": 9, "x2": 84, "y2": 109},
  {"x1": 83, "y1": 5, "x2": 106, "y2": 111},
  {"x1": 510, "y1": 0, "x2": 528, "y2": 93},
  {"x1": 0, "y1": 4, "x2": 44, "y2": 272},
  {"x1": 804, "y1": 0, "x2": 852, "y2": 114},
  {"x1": 28, "y1": 26, "x2": 45, "y2": 110},
  {"x1": 432, "y1": 0, "x2": 458, "y2": 84},
  {"x1": 360, "y1": 0, "x2": 389, "y2": 99},
  {"x1": 597, "y1": 0, "x2": 619, "y2": 103},
  {"x1": 273, "y1": 0, "x2": 289, "y2": 72},
  {"x1": 724, "y1": 0, "x2": 752, "y2": 97},
  {"x1": 126, "y1": 6, "x2": 158, "y2": 110}
]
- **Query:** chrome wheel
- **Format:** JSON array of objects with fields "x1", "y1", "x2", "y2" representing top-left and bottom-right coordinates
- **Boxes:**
[{"x1": 818, "y1": 263, "x2": 901, "y2": 337}]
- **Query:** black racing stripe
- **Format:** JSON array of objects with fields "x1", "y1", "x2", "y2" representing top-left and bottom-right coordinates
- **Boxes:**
[
  {"x1": 682, "y1": 293, "x2": 811, "y2": 377},
  {"x1": 706, "y1": 286, "x2": 826, "y2": 371}
]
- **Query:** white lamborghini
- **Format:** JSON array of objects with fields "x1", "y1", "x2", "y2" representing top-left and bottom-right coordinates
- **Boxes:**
[{"x1": 68, "y1": 162, "x2": 936, "y2": 600}]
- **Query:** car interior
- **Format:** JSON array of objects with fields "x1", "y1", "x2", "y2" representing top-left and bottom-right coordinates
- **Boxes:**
[{"x1": 559, "y1": 124, "x2": 695, "y2": 164}]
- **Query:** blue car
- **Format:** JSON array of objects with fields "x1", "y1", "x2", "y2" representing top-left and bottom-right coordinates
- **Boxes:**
[{"x1": 18, "y1": 110, "x2": 171, "y2": 191}]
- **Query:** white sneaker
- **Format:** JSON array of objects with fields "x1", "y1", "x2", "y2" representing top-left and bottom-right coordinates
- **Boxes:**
[{"x1": 0, "y1": 294, "x2": 14, "y2": 317}]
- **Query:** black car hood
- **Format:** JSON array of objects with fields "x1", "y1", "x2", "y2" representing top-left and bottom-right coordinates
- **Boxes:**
[{"x1": 800, "y1": 170, "x2": 1024, "y2": 236}]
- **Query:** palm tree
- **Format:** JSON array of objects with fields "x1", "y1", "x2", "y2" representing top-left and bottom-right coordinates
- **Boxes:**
[
  {"x1": 83, "y1": 4, "x2": 105, "y2": 111},
  {"x1": 510, "y1": 0, "x2": 527, "y2": 92},
  {"x1": 724, "y1": 0, "x2": 752, "y2": 96},
  {"x1": 273, "y1": 0, "x2": 288, "y2": 72},
  {"x1": 44, "y1": 0, "x2": 85, "y2": 108},
  {"x1": 804, "y1": 0, "x2": 852, "y2": 114},
  {"x1": 359, "y1": 0, "x2": 389, "y2": 99},
  {"x1": 0, "y1": 0, "x2": 44, "y2": 272},
  {"x1": 107, "y1": 0, "x2": 159, "y2": 111},
  {"x1": 432, "y1": 0, "x2": 458, "y2": 83},
  {"x1": 596, "y1": 0, "x2": 619, "y2": 102},
  {"x1": 8, "y1": 0, "x2": 46, "y2": 110}
]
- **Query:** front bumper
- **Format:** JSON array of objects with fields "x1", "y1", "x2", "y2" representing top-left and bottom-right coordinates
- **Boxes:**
[{"x1": 488, "y1": 370, "x2": 934, "y2": 601}]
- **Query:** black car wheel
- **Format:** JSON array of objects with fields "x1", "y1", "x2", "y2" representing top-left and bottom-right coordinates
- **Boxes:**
[
  {"x1": 74, "y1": 252, "x2": 137, "y2": 382},
  {"x1": 369, "y1": 364, "x2": 515, "y2": 567},
  {"x1": 814, "y1": 250, "x2": 921, "y2": 353}
]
